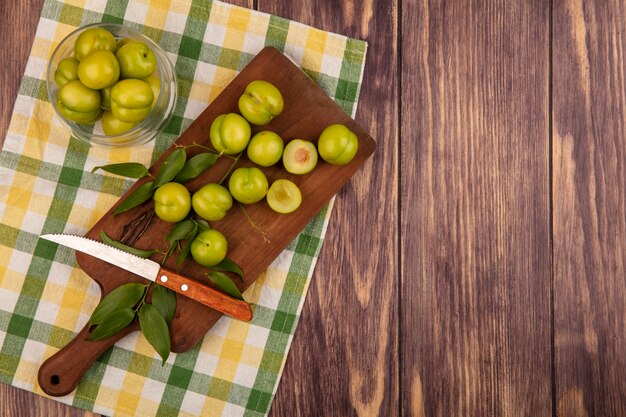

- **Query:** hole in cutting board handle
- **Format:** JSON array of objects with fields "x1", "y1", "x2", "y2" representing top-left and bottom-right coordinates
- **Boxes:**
[{"x1": 38, "y1": 321, "x2": 139, "y2": 396}]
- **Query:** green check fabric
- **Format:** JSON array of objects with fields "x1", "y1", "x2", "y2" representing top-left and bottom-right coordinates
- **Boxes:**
[{"x1": 0, "y1": 1, "x2": 367, "y2": 416}]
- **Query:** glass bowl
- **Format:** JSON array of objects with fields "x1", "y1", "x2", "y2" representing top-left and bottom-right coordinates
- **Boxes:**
[{"x1": 46, "y1": 23, "x2": 178, "y2": 147}]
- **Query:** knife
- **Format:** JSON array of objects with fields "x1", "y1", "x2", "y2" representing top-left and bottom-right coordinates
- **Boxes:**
[{"x1": 40, "y1": 234, "x2": 253, "y2": 321}]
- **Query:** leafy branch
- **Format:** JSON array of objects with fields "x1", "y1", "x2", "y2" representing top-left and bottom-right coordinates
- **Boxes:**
[
  {"x1": 92, "y1": 146, "x2": 220, "y2": 214},
  {"x1": 88, "y1": 143, "x2": 250, "y2": 363},
  {"x1": 89, "y1": 228, "x2": 245, "y2": 364},
  {"x1": 88, "y1": 232, "x2": 175, "y2": 364},
  {"x1": 87, "y1": 281, "x2": 172, "y2": 365},
  {"x1": 164, "y1": 219, "x2": 245, "y2": 300}
]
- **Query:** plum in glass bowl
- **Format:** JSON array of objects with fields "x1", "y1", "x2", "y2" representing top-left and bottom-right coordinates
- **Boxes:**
[{"x1": 46, "y1": 23, "x2": 178, "y2": 147}]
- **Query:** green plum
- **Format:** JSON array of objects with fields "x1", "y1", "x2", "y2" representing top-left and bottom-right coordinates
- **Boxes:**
[
  {"x1": 77, "y1": 50, "x2": 120, "y2": 89},
  {"x1": 110, "y1": 79, "x2": 154, "y2": 123},
  {"x1": 57, "y1": 99, "x2": 101, "y2": 124},
  {"x1": 101, "y1": 110, "x2": 138, "y2": 135},
  {"x1": 266, "y1": 179, "x2": 302, "y2": 214},
  {"x1": 57, "y1": 80, "x2": 101, "y2": 124},
  {"x1": 282, "y1": 139, "x2": 318, "y2": 174},
  {"x1": 143, "y1": 74, "x2": 161, "y2": 109},
  {"x1": 116, "y1": 41, "x2": 157, "y2": 79},
  {"x1": 209, "y1": 113, "x2": 251, "y2": 155},
  {"x1": 228, "y1": 167, "x2": 268, "y2": 204},
  {"x1": 190, "y1": 229, "x2": 228, "y2": 267},
  {"x1": 246, "y1": 131, "x2": 284, "y2": 167},
  {"x1": 100, "y1": 87, "x2": 112, "y2": 110},
  {"x1": 317, "y1": 124, "x2": 359, "y2": 165},
  {"x1": 74, "y1": 27, "x2": 117, "y2": 61},
  {"x1": 54, "y1": 57, "x2": 79, "y2": 87},
  {"x1": 153, "y1": 182, "x2": 191, "y2": 223},
  {"x1": 238, "y1": 80, "x2": 284, "y2": 125},
  {"x1": 192, "y1": 183, "x2": 233, "y2": 221}
]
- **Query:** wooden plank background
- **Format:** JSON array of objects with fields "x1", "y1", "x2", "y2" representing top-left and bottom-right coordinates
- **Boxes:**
[
  {"x1": 553, "y1": 1, "x2": 626, "y2": 416},
  {"x1": 2, "y1": 0, "x2": 626, "y2": 416},
  {"x1": 402, "y1": 1, "x2": 553, "y2": 416}
]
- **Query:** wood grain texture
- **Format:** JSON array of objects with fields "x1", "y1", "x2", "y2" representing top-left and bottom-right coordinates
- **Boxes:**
[
  {"x1": 9, "y1": 0, "x2": 626, "y2": 416},
  {"x1": 401, "y1": 1, "x2": 552, "y2": 416},
  {"x1": 0, "y1": 0, "x2": 44, "y2": 148},
  {"x1": 0, "y1": 384, "x2": 98, "y2": 417},
  {"x1": 260, "y1": 1, "x2": 399, "y2": 416},
  {"x1": 553, "y1": 1, "x2": 626, "y2": 415}
]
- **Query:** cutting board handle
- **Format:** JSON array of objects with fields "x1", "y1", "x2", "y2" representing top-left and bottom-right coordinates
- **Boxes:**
[{"x1": 38, "y1": 322, "x2": 136, "y2": 396}]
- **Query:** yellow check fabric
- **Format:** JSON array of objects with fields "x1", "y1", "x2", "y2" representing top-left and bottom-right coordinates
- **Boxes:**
[{"x1": 0, "y1": 1, "x2": 367, "y2": 416}]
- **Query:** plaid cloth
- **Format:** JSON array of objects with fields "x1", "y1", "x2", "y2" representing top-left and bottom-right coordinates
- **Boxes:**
[{"x1": 0, "y1": 1, "x2": 367, "y2": 416}]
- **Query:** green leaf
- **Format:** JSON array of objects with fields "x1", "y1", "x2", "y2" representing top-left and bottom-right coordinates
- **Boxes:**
[
  {"x1": 152, "y1": 285, "x2": 177, "y2": 326},
  {"x1": 207, "y1": 271, "x2": 244, "y2": 301},
  {"x1": 161, "y1": 238, "x2": 179, "y2": 265},
  {"x1": 174, "y1": 152, "x2": 219, "y2": 183},
  {"x1": 176, "y1": 236, "x2": 194, "y2": 267},
  {"x1": 114, "y1": 181, "x2": 155, "y2": 214},
  {"x1": 87, "y1": 307, "x2": 136, "y2": 341},
  {"x1": 138, "y1": 303, "x2": 171, "y2": 365},
  {"x1": 100, "y1": 231, "x2": 156, "y2": 258},
  {"x1": 89, "y1": 282, "x2": 147, "y2": 325},
  {"x1": 92, "y1": 162, "x2": 149, "y2": 179},
  {"x1": 209, "y1": 258, "x2": 244, "y2": 280},
  {"x1": 165, "y1": 220, "x2": 198, "y2": 267},
  {"x1": 154, "y1": 148, "x2": 186, "y2": 188},
  {"x1": 193, "y1": 219, "x2": 211, "y2": 231},
  {"x1": 166, "y1": 219, "x2": 197, "y2": 244}
]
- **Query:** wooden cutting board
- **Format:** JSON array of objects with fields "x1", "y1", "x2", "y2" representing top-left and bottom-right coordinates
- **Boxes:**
[{"x1": 38, "y1": 46, "x2": 375, "y2": 396}]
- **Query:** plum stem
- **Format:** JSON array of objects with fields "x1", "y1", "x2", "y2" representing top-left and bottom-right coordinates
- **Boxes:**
[
  {"x1": 219, "y1": 152, "x2": 243, "y2": 185},
  {"x1": 238, "y1": 203, "x2": 270, "y2": 243}
]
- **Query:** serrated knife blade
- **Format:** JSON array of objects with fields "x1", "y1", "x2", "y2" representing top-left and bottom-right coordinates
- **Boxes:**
[{"x1": 40, "y1": 233, "x2": 252, "y2": 321}]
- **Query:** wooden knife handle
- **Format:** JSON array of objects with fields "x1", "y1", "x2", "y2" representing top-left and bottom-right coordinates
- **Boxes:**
[
  {"x1": 38, "y1": 322, "x2": 136, "y2": 396},
  {"x1": 156, "y1": 267, "x2": 253, "y2": 322}
]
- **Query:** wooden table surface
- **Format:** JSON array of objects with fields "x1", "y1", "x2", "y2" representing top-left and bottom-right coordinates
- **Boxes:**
[{"x1": 2, "y1": 0, "x2": 626, "y2": 416}]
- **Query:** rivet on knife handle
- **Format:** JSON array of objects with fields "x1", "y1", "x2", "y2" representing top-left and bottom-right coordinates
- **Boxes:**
[{"x1": 156, "y1": 267, "x2": 253, "y2": 321}]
